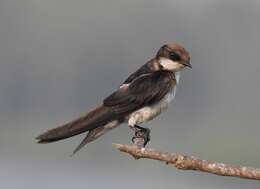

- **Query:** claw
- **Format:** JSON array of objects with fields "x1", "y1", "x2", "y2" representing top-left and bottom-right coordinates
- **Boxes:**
[{"x1": 131, "y1": 125, "x2": 151, "y2": 147}]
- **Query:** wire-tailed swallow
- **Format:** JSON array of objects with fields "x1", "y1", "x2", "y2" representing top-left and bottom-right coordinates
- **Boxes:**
[{"x1": 36, "y1": 44, "x2": 191, "y2": 154}]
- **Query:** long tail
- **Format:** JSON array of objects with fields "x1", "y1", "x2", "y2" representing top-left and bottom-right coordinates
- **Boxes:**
[
  {"x1": 72, "y1": 119, "x2": 120, "y2": 155},
  {"x1": 36, "y1": 105, "x2": 117, "y2": 143}
]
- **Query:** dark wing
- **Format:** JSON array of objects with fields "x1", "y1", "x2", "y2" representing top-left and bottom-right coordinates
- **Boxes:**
[
  {"x1": 104, "y1": 71, "x2": 176, "y2": 114},
  {"x1": 123, "y1": 59, "x2": 159, "y2": 84}
]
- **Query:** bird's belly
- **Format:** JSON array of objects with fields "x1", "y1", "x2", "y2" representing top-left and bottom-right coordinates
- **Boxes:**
[{"x1": 128, "y1": 87, "x2": 176, "y2": 126}]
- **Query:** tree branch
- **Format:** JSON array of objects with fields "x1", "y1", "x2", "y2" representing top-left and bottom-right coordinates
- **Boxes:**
[{"x1": 113, "y1": 144, "x2": 260, "y2": 180}]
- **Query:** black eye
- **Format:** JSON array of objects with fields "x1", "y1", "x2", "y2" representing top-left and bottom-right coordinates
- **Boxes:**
[{"x1": 170, "y1": 52, "x2": 181, "y2": 61}]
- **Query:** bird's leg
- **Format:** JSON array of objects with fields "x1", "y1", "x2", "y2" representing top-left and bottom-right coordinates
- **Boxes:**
[{"x1": 130, "y1": 125, "x2": 150, "y2": 148}]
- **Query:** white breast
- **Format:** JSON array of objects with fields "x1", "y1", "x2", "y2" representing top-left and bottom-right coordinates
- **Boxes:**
[
  {"x1": 128, "y1": 72, "x2": 180, "y2": 126},
  {"x1": 160, "y1": 87, "x2": 176, "y2": 108}
]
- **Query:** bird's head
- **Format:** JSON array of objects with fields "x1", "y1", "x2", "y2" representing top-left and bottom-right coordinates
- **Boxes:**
[{"x1": 156, "y1": 44, "x2": 191, "y2": 71}]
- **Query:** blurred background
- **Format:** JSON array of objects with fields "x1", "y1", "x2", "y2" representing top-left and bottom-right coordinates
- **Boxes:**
[{"x1": 1, "y1": 0, "x2": 260, "y2": 188}]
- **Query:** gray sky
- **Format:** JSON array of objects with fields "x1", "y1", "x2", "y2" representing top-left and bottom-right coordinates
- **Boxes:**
[{"x1": 0, "y1": 0, "x2": 260, "y2": 188}]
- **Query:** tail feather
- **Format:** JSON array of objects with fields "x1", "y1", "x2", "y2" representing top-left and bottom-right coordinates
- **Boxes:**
[
  {"x1": 36, "y1": 105, "x2": 115, "y2": 143},
  {"x1": 72, "y1": 126, "x2": 105, "y2": 155}
]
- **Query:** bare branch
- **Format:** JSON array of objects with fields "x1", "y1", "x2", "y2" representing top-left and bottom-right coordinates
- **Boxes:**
[{"x1": 113, "y1": 143, "x2": 260, "y2": 180}]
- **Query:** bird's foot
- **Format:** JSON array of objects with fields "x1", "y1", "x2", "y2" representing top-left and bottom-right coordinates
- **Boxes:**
[{"x1": 131, "y1": 125, "x2": 150, "y2": 148}]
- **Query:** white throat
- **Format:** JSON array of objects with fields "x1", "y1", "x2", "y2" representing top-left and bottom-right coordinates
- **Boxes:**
[
  {"x1": 159, "y1": 58, "x2": 181, "y2": 84},
  {"x1": 159, "y1": 57, "x2": 184, "y2": 72}
]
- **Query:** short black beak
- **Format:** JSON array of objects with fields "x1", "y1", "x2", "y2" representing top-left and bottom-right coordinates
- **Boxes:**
[{"x1": 182, "y1": 60, "x2": 192, "y2": 68}]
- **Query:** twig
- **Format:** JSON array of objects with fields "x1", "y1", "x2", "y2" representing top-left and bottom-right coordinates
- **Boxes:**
[{"x1": 113, "y1": 143, "x2": 260, "y2": 180}]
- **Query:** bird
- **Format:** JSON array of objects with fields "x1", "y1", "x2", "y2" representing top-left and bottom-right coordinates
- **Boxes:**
[{"x1": 36, "y1": 44, "x2": 191, "y2": 154}]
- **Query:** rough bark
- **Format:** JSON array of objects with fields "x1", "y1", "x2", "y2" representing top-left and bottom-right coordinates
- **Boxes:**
[{"x1": 114, "y1": 144, "x2": 260, "y2": 180}]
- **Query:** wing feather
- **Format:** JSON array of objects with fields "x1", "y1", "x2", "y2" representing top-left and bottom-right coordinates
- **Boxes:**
[{"x1": 104, "y1": 71, "x2": 176, "y2": 114}]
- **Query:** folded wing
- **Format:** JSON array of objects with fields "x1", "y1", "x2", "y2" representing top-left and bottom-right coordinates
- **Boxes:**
[{"x1": 104, "y1": 70, "x2": 176, "y2": 114}]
